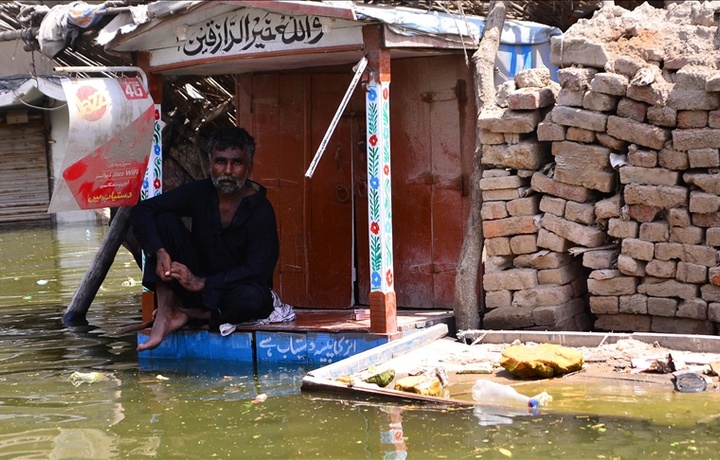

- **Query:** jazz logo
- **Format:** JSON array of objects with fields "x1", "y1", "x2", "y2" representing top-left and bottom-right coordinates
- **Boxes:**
[{"x1": 74, "y1": 85, "x2": 108, "y2": 122}]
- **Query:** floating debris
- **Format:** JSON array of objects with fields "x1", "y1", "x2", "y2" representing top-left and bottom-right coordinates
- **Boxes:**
[
  {"x1": 69, "y1": 371, "x2": 110, "y2": 387},
  {"x1": 673, "y1": 371, "x2": 708, "y2": 393}
]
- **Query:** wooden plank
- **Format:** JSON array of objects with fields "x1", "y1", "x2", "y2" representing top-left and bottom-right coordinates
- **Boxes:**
[{"x1": 303, "y1": 323, "x2": 448, "y2": 380}]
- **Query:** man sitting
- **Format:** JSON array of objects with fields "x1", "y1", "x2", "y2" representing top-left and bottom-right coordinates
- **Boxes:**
[{"x1": 131, "y1": 126, "x2": 278, "y2": 351}]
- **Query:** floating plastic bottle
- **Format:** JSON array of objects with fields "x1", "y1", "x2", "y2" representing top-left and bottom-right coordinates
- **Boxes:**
[{"x1": 472, "y1": 379, "x2": 552, "y2": 409}]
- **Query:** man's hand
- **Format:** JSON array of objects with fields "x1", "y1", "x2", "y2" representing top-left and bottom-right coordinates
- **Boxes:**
[
  {"x1": 167, "y1": 261, "x2": 206, "y2": 292},
  {"x1": 155, "y1": 248, "x2": 173, "y2": 282}
]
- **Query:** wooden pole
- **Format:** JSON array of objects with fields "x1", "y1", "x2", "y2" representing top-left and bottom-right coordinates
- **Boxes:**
[
  {"x1": 63, "y1": 206, "x2": 133, "y2": 325},
  {"x1": 453, "y1": 0, "x2": 507, "y2": 331}
]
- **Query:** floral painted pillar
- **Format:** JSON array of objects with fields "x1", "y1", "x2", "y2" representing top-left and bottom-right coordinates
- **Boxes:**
[{"x1": 364, "y1": 25, "x2": 397, "y2": 335}]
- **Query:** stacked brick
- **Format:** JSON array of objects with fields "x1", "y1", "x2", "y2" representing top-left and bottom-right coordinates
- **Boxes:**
[
  {"x1": 476, "y1": 2, "x2": 720, "y2": 335},
  {"x1": 478, "y1": 68, "x2": 593, "y2": 331}
]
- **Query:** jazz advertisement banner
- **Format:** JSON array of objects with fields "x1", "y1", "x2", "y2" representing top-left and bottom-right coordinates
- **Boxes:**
[{"x1": 49, "y1": 77, "x2": 155, "y2": 212}]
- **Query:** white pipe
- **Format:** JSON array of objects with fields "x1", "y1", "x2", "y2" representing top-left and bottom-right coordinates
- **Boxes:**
[{"x1": 305, "y1": 56, "x2": 367, "y2": 179}]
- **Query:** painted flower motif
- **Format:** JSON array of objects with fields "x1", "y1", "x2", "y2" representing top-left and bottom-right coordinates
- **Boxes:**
[
  {"x1": 368, "y1": 88, "x2": 377, "y2": 101},
  {"x1": 383, "y1": 164, "x2": 389, "y2": 175},
  {"x1": 369, "y1": 134, "x2": 378, "y2": 147},
  {"x1": 370, "y1": 221, "x2": 380, "y2": 235},
  {"x1": 143, "y1": 179, "x2": 149, "y2": 188},
  {"x1": 383, "y1": 87, "x2": 389, "y2": 99},
  {"x1": 371, "y1": 271, "x2": 382, "y2": 288},
  {"x1": 153, "y1": 178, "x2": 161, "y2": 190},
  {"x1": 154, "y1": 109, "x2": 160, "y2": 120},
  {"x1": 386, "y1": 269, "x2": 393, "y2": 287},
  {"x1": 154, "y1": 144, "x2": 161, "y2": 155},
  {"x1": 369, "y1": 176, "x2": 380, "y2": 190}
]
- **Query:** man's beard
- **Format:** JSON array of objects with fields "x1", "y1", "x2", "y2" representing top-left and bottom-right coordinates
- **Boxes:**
[{"x1": 213, "y1": 175, "x2": 246, "y2": 195}]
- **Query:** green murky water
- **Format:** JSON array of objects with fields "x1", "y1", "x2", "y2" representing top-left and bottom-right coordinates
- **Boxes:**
[{"x1": 0, "y1": 222, "x2": 719, "y2": 459}]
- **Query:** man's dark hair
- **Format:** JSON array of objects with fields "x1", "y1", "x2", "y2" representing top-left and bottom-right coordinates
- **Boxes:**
[{"x1": 207, "y1": 126, "x2": 256, "y2": 163}]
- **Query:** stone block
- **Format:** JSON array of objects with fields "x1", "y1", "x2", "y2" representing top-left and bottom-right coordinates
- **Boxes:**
[
  {"x1": 617, "y1": 254, "x2": 647, "y2": 277},
  {"x1": 647, "y1": 105, "x2": 677, "y2": 127},
  {"x1": 566, "y1": 127, "x2": 596, "y2": 143},
  {"x1": 483, "y1": 215, "x2": 540, "y2": 238},
  {"x1": 531, "y1": 172, "x2": 592, "y2": 203},
  {"x1": 583, "y1": 248, "x2": 619, "y2": 270},
  {"x1": 583, "y1": 91, "x2": 618, "y2": 112},
  {"x1": 594, "y1": 194, "x2": 621, "y2": 220},
  {"x1": 628, "y1": 205, "x2": 662, "y2": 223},
  {"x1": 688, "y1": 148, "x2": 720, "y2": 168},
  {"x1": 551, "y1": 36, "x2": 609, "y2": 69},
  {"x1": 513, "y1": 251, "x2": 574, "y2": 270},
  {"x1": 551, "y1": 106, "x2": 608, "y2": 132},
  {"x1": 479, "y1": 129, "x2": 506, "y2": 145},
  {"x1": 675, "y1": 65, "x2": 714, "y2": 90},
  {"x1": 621, "y1": 238, "x2": 654, "y2": 261},
  {"x1": 587, "y1": 274, "x2": 638, "y2": 296},
  {"x1": 478, "y1": 107, "x2": 541, "y2": 134},
  {"x1": 638, "y1": 279, "x2": 699, "y2": 299},
  {"x1": 510, "y1": 234, "x2": 538, "y2": 255},
  {"x1": 557, "y1": 67, "x2": 597, "y2": 90},
  {"x1": 618, "y1": 166, "x2": 678, "y2": 186},
  {"x1": 676, "y1": 261, "x2": 708, "y2": 284},
  {"x1": 506, "y1": 195, "x2": 541, "y2": 216},
  {"x1": 651, "y1": 317, "x2": 715, "y2": 335},
  {"x1": 709, "y1": 110, "x2": 720, "y2": 129},
  {"x1": 654, "y1": 242, "x2": 718, "y2": 266},
  {"x1": 483, "y1": 142, "x2": 549, "y2": 170},
  {"x1": 672, "y1": 128, "x2": 720, "y2": 151},
  {"x1": 607, "y1": 115, "x2": 671, "y2": 150},
  {"x1": 483, "y1": 187, "x2": 528, "y2": 201},
  {"x1": 483, "y1": 306, "x2": 535, "y2": 330},
  {"x1": 590, "y1": 72, "x2": 628, "y2": 96},
  {"x1": 710, "y1": 267, "x2": 720, "y2": 285},
  {"x1": 538, "y1": 260, "x2": 582, "y2": 285},
  {"x1": 658, "y1": 147, "x2": 688, "y2": 170},
  {"x1": 485, "y1": 290, "x2": 513, "y2": 309},
  {"x1": 608, "y1": 218, "x2": 638, "y2": 239},
  {"x1": 596, "y1": 132, "x2": 629, "y2": 151},
  {"x1": 709, "y1": 303, "x2": 720, "y2": 322},
  {"x1": 616, "y1": 97, "x2": 647, "y2": 122},
  {"x1": 589, "y1": 296, "x2": 619, "y2": 314},
  {"x1": 624, "y1": 184, "x2": 688, "y2": 209},
  {"x1": 669, "y1": 226, "x2": 704, "y2": 245},
  {"x1": 537, "y1": 228, "x2": 573, "y2": 253},
  {"x1": 626, "y1": 146, "x2": 657, "y2": 168},
  {"x1": 537, "y1": 121, "x2": 566, "y2": 141},
  {"x1": 647, "y1": 297, "x2": 678, "y2": 317},
  {"x1": 595, "y1": 314, "x2": 651, "y2": 332},
  {"x1": 532, "y1": 298, "x2": 587, "y2": 327},
  {"x1": 541, "y1": 213, "x2": 606, "y2": 248},
  {"x1": 667, "y1": 88, "x2": 720, "y2": 111},
  {"x1": 627, "y1": 83, "x2": 670, "y2": 106},
  {"x1": 539, "y1": 195, "x2": 566, "y2": 216},
  {"x1": 480, "y1": 201, "x2": 508, "y2": 220},
  {"x1": 701, "y1": 284, "x2": 720, "y2": 303},
  {"x1": 485, "y1": 255, "x2": 513, "y2": 272},
  {"x1": 676, "y1": 299, "x2": 708, "y2": 320},
  {"x1": 684, "y1": 172, "x2": 720, "y2": 195},
  {"x1": 668, "y1": 208, "x2": 691, "y2": 227},
  {"x1": 564, "y1": 201, "x2": 595, "y2": 225},
  {"x1": 485, "y1": 238, "x2": 513, "y2": 257},
  {"x1": 677, "y1": 111, "x2": 708, "y2": 129},
  {"x1": 483, "y1": 268, "x2": 538, "y2": 291},
  {"x1": 689, "y1": 191, "x2": 720, "y2": 214},
  {"x1": 619, "y1": 294, "x2": 648, "y2": 315},
  {"x1": 512, "y1": 284, "x2": 574, "y2": 307},
  {"x1": 507, "y1": 87, "x2": 556, "y2": 110},
  {"x1": 479, "y1": 175, "x2": 527, "y2": 190},
  {"x1": 556, "y1": 88, "x2": 584, "y2": 107},
  {"x1": 645, "y1": 259, "x2": 676, "y2": 278},
  {"x1": 483, "y1": 169, "x2": 511, "y2": 178},
  {"x1": 692, "y1": 213, "x2": 720, "y2": 228},
  {"x1": 639, "y1": 222, "x2": 669, "y2": 242},
  {"x1": 707, "y1": 227, "x2": 720, "y2": 247}
]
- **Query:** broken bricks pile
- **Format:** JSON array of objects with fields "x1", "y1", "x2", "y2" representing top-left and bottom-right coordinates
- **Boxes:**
[{"x1": 478, "y1": 2, "x2": 720, "y2": 335}]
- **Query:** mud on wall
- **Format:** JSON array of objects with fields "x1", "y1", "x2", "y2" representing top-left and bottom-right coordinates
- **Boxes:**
[{"x1": 479, "y1": 1, "x2": 720, "y2": 335}]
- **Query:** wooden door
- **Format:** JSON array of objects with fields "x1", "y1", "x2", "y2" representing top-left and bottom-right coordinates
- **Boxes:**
[
  {"x1": 355, "y1": 55, "x2": 474, "y2": 309},
  {"x1": 250, "y1": 68, "x2": 363, "y2": 308}
]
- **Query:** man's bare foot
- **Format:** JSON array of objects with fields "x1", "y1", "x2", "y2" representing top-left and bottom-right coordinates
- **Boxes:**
[{"x1": 137, "y1": 307, "x2": 189, "y2": 351}]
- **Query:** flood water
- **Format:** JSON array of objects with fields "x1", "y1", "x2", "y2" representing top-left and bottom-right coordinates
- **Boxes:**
[{"x1": 1, "y1": 222, "x2": 720, "y2": 459}]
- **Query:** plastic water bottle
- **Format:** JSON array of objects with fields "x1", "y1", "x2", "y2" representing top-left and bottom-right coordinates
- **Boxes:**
[{"x1": 472, "y1": 380, "x2": 551, "y2": 409}]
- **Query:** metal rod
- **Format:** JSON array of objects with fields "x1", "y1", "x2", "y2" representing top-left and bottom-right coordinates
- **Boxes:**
[
  {"x1": 305, "y1": 56, "x2": 367, "y2": 179},
  {"x1": 53, "y1": 65, "x2": 148, "y2": 89}
]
